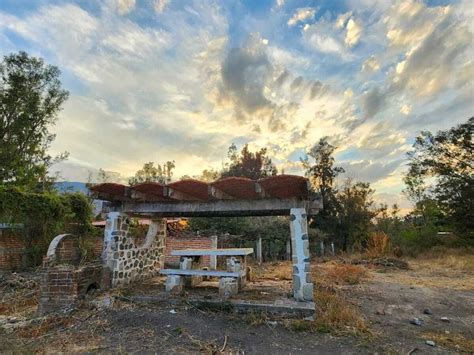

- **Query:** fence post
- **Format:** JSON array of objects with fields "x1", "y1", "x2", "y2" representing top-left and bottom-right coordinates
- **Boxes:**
[
  {"x1": 210, "y1": 235, "x2": 218, "y2": 270},
  {"x1": 331, "y1": 241, "x2": 335, "y2": 256},
  {"x1": 256, "y1": 237, "x2": 262, "y2": 264},
  {"x1": 320, "y1": 241, "x2": 325, "y2": 256},
  {"x1": 286, "y1": 239, "x2": 291, "y2": 261}
]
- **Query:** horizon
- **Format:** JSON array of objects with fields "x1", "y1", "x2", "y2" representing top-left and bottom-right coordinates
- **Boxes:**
[{"x1": 1, "y1": 0, "x2": 472, "y2": 212}]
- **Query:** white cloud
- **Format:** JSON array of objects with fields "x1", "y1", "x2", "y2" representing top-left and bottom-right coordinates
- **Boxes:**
[
  {"x1": 287, "y1": 7, "x2": 317, "y2": 26},
  {"x1": 361, "y1": 55, "x2": 380, "y2": 72},
  {"x1": 400, "y1": 104, "x2": 411, "y2": 115},
  {"x1": 117, "y1": 0, "x2": 135, "y2": 15},
  {"x1": 276, "y1": 0, "x2": 285, "y2": 8},
  {"x1": 345, "y1": 18, "x2": 362, "y2": 47},
  {"x1": 154, "y1": 0, "x2": 169, "y2": 14}
]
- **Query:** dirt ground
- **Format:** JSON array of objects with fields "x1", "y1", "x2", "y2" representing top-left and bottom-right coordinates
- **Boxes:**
[{"x1": 1, "y1": 252, "x2": 473, "y2": 354}]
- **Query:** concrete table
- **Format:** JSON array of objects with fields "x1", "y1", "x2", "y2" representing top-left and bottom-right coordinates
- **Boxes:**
[{"x1": 162, "y1": 248, "x2": 254, "y2": 297}]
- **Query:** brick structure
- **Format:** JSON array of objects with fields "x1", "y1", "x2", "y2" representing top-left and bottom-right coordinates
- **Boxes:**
[
  {"x1": 165, "y1": 235, "x2": 213, "y2": 267},
  {"x1": 38, "y1": 234, "x2": 111, "y2": 314},
  {"x1": 38, "y1": 263, "x2": 109, "y2": 314},
  {"x1": 0, "y1": 230, "x2": 23, "y2": 272}
]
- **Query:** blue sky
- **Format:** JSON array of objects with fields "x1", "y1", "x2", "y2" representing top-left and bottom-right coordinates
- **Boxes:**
[{"x1": 1, "y1": 0, "x2": 472, "y2": 210}]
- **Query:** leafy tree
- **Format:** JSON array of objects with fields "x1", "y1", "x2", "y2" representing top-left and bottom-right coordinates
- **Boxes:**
[
  {"x1": 0, "y1": 51, "x2": 69, "y2": 189},
  {"x1": 336, "y1": 180, "x2": 378, "y2": 250},
  {"x1": 129, "y1": 161, "x2": 175, "y2": 185},
  {"x1": 404, "y1": 118, "x2": 473, "y2": 238},
  {"x1": 301, "y1": 137, "x2": 344, "y2": 236},
  {"x1": 221, "y1": 143, "x2": 277, "y2": 179}
]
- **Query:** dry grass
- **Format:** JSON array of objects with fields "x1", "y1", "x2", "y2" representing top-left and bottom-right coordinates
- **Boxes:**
[
  {"x1": 366, "y1": 232, "x2": 391, "y2": 258},
  {"x1": 313, "y1": 286, "x2": 373, "y2": 337},
  {"x1": 324, "y1": 264, "x2": 368, "y2": 285},
  {"x1": 416, "y1": 247, "x2": 474, "y2": 273},
  {"x1": 252, "y1": 261, "x2": 292, "y2": 281},
  {"x1": 16, "y1": 316, "x2": 73, "y2": 338},
  {"x1": 251, "y1": 260, "x2": 374, "y2": 338},
  {"x1": 421, "y1": 332, "x2": 474, "y2": 353}
]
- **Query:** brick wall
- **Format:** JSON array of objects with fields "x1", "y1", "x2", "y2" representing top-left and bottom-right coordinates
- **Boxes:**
[
  {"x1": 0, "y1": 230, "x2": 24, "y2": 272},
  {"x1": 38, "y1": 263, "x2": 110, "y2": 314},
  {"x1": 165, "y1": 235, "x2": 213, "y2": 266}
]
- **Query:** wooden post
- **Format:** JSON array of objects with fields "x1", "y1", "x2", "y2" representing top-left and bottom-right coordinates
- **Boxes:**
[{"x1": 256, "y1": 237, "x2": 262, "y2": 264}]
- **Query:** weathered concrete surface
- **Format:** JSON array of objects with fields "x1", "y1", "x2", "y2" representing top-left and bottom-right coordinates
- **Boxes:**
[
  {"x1": 165, "y1": 275, "x2": 184, "y2": 293},
  {"x1": 118, "y1": 197, "x2": 322, "y2": 217},
  {"x1": 290, "y1": 208, "x2": 314, "y2": 302},
  {"x1": 219, "y1": 277, "x2": 239, "y2": 299}
]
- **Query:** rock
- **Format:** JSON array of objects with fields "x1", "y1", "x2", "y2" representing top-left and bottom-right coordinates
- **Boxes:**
[
  {"x1": 375, "y1": 308, "x2": 386, "y2": 315},
  {"x1": 423, "y1": 308, "x2": 432, "y2": 315},
  {"x1": 92, "y1": 296, "x2": 113, "y2": 310},
  {"x1": 425, "y1": 340, "x2": 436, "y2": 347},
  {"x1": 440, "y1": 317, "x2": 450, "y2": 322},
  {"x1": 169, "y1": 309, "x2": 177, "y2": 314},
  {"x1": 410, "y1": 318, "x2": 423, "y2": 326}
]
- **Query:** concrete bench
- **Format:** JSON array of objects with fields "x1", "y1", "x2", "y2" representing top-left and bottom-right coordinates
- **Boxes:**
[
  {"x1": 160, "y1": 269, "x2": 242, "y2": 278},
  {"x1": 160, "y1": 266, "x2": 245, "y2": 298}
]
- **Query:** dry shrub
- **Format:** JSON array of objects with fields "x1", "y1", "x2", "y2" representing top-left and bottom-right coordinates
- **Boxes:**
[
  {"x1": 366, "y1": 232, "x2": 391, "y2": 258},
  {"x1": 313, "y1": 286, "x2": 373, "y2": 337},
  {"x1": 421, "y1": 332, "x2": 474, "y2": 353},
  {"x1": 253, "y1": 261, "x2": 292, "y2": 281},
  {"x1": 416, "y1": 247, "x2": 474, "y2": 273},
  {"x1": 325, "y1": 264, "x2": 367, "y2": 285},
  {"x1": 17, "y1": 316, "x2": 72, "y2": 338}
]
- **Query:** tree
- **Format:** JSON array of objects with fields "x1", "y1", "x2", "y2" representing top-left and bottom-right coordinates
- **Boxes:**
[
  {"x1": 404, "y1": 118, "x2": 473, "y2": 237},
  {"x1": 129, "y1": 161, "x2": 176, "y2": 185},
  {"x1": 0, "y1": 52, "x2": 69, "y2": 189},
  {"x1": 336, "y1": 180, "x2": 378, "y2": 250},
  {"x1": 301, "y1": 137, "x2": 344, "y2": 235},
  {"x1": 221, "y1": 143, "x2": 277, "y2": 179}
]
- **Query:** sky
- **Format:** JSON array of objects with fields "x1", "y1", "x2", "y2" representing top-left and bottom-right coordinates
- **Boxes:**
[{"x1": 1, "y1": 0, "x2": 473, "y2": 210}]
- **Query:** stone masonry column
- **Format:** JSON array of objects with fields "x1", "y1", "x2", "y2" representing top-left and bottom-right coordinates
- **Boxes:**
[
  {"x1": 102, "y1": 212, "x2": 128, "y2": 271},
  {"x1": 290, "y1": 208, "x2": 313, "y2": 302}
]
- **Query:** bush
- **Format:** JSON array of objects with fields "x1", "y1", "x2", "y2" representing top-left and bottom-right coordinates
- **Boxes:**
[{"x1": 0, "y1": 185, "x2": 94, "y2": 267}]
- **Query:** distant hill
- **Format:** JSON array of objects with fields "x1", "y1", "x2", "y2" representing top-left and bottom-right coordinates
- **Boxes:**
[{"x1": 54, "y1": 181, "x2": 89, "y2": 194}]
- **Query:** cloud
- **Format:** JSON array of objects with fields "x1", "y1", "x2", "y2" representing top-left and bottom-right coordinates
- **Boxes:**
[
  {"x1": 345, "y1": 18, "x2": 362, "y2": 47},
  {"x1": 361, "y1": 87, "x2": 385, "y2": 119},
  {"x1": 276, "y1": 0, "x2": 285, "y2": 8},
  {"x1": 220, "y1": 35, "x2": 272, "y2": 116},
  {"x1": 361, "y1": 55, "x2": 380, "y2": 72},
  {"x1": 341, "y1": 159, "x2": 404, "y2": 183},
  {"x1": 154, "y1": 0, "x2": 169, "y2": 14},
  {"x1": 287, "y1": 7, "x2": 317, "y2": 27},
  {"x1": 400, "y1": 104, "x2": 411, "y2": 115},
  {"x1": 117, "y1": 0, "x2": 135, "y2": 15}
]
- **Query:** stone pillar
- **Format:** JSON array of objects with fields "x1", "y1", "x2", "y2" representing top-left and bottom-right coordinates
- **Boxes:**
[
  {"x1": 290, "y1": 208, "x2": 313, "y2": 302},
  {"x1": 226, "y1": 256, "x2": 246, "y2": 289},
  {"x1": 256, "y1": 237, "x2": 262, "y2": 264},
  {"x1": 210, "y1": 235, "x2": 218, "y2": 270},
  {"x1": 102, "y1": 212, "x2": 128, "y2": 271},
  {"x1": 219, "y1": 277, "x2": 238, "y2": 299},
  {"x1": 286, "y1": 239, "x2": 291, "y2": 261},
  {"x1": 320, "y1": 241, "x2": 325, "y2": 257},
  {"x1": 331, "y1": 241, "x2": 335, "y2": 256}
]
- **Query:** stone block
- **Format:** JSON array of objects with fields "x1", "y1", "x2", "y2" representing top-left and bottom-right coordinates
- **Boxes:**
[
  {"x1": 302, "y1": 283, "x2": 314, "y2": 301},
  {"x1": 165, "y1": 275, "x2": 184, "y2": 293},
  {"x1": 219, "y1": 277, "x2": 239, "y2": 299}
]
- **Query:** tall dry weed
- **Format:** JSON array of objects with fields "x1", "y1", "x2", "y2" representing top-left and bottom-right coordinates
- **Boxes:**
[{"x1": 366, "y1": 231, "x2": 391, "y2": 258}]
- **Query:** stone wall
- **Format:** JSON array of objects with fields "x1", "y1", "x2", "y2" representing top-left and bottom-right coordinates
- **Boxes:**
[{"x1": 102, "y1": 213, "x2": 166, "y2": 287}]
